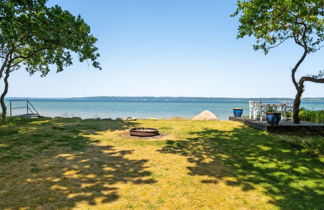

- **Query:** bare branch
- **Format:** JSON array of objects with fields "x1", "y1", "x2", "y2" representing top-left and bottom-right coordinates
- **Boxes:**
[
  {"x1": 300, "y1": 69, "x2": 324, "y2": 85},
  {"x1": 299, "y1": 76, "x2": 324, "y2": 84},
  {"x1": 309, "y1": 69, "x2": 324, "y2": 78}
]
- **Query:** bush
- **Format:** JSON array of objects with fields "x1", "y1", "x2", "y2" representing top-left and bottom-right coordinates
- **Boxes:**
[{"x1": 299, "y1": 108, "x2": 324, "y2": 123}]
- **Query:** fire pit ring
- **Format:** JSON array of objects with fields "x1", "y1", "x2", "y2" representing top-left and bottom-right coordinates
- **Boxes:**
[{"x1": 130, "y1": 127, "x2": 160, "y2": 137}]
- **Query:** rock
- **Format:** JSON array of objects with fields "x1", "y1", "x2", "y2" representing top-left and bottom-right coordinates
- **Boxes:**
[
  {"x1": 125, "y1": 117, "x2": 137, "y2": 121},
  {"x1": 192, "y1": 110, "x2": 218, "y2": 120}
]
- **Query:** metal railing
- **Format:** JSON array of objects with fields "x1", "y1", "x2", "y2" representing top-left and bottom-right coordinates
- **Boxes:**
[{"x1": 9, "y1": 99, "x2": 40, "y2": 117}]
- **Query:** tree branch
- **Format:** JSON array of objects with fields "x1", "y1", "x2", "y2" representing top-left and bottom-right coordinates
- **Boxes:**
[
  {"x1": 0, "y1": 54, "x2": 10, "y2": 79},
  {"x1": 0, "y1": 46, "x2": 15, "y2": 79},
  {"x1": 267, "y1": 36, "x2": 293, "y2": 51},
  {"x1": 291, "y1": 23, "x2": 310, "y2": 90},
  {"x1": 291, "y1": 46, "x2": 308, "y2": 89},
  {"x1": 299, "y1": 76, "x2": 324, "y2": 84},
  {"x1": 293, "y1": 33, "x2": 302, "y2": 46},
  {"x1": 11, "y1": 47, "x2": 46, "y2": 61}
]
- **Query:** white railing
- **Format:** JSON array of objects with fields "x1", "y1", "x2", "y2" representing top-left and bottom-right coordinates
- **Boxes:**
[{"x1": 249, "y1": 100, "x2": 293, "y2": 121}]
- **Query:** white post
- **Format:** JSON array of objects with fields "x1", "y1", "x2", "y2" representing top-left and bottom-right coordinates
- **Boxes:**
[{"x1": 249, "y1": 100, "x2": 253, "y2": 119}]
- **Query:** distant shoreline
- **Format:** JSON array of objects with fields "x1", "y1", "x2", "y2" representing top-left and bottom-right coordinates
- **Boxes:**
[
  {"x1": 5, "y1": 96, "x2": 324, "y2": 103},
  {"x1": 4, "y1": 97, "x2": 323, "y2": 120}
]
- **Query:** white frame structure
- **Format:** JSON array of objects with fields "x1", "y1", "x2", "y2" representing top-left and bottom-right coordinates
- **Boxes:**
[{"x1": 249, "y1": 101, "x2": 293, "y2": 121}]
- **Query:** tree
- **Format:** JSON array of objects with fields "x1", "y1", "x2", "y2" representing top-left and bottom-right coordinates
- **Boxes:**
[
  {"x1": 0, "y1": 0, "x2": 101, "y2": 122},
  {"x1": 232, "y1": 0, "x2": 324, "y2": 124}
]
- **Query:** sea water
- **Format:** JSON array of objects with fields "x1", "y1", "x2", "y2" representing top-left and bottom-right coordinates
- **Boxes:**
[{"x1": 6, "y1": 98, "x2": 324, "y2": 120}]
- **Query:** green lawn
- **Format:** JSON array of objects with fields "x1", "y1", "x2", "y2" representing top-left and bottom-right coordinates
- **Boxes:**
[{"x1": 0, "y1": 118, "x2": 323, "y2": 209}]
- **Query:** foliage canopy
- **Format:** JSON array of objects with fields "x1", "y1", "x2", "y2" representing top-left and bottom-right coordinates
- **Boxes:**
[
  {"x1": 0, "y1": 0, "x2": 101, "y2": 78},
  {"x1": 232, "y1": 0, "x2": 323, "y2": 54}
]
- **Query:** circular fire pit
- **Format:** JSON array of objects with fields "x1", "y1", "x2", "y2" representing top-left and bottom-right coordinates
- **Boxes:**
[{"x1": 130, "y1": 127, "x2": 160, "y2": 137}]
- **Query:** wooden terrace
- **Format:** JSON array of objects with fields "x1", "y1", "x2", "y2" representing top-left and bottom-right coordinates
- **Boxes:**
[{"x1": 229, "y1": 116, "x2": 324, "y2": 135}]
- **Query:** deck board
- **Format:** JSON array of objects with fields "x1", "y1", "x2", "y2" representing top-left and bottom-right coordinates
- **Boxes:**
[{"x1": 229, "y1": 117, "x2": 324, "y2": 135}]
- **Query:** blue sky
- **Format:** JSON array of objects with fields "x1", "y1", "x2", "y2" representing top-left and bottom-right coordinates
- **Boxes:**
[{"x1": 8, "y1": 0, "x2": 324, "y2": 98}]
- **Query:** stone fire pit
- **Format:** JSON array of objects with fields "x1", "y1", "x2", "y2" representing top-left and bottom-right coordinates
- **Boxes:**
[{"x1": 129, "y1": 127, "x2": 160, "y2": 137}]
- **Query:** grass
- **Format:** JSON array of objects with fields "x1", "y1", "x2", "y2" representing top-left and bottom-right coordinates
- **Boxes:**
[{"x1": 0, "y1": 117, "x2": 323, "y2": 209}]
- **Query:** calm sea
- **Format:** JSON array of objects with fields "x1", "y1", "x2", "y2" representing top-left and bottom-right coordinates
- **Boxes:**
[{"x1": 5, "y1": 97, "x2": 324, "y2": 120}]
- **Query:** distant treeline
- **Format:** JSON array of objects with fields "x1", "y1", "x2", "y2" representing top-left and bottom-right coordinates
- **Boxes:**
[
  {"x1": 299, "y1": 108, "x2": 324, "y2": 124},
  {"x1": 6, "y1": 96, "x2": 324, "y2": 103}
]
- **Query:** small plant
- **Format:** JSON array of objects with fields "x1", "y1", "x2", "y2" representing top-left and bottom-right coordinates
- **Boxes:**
[
  {"x1": 286, "y1": 112, "x2": 292, "y2": 118},
  {"x1": 266, "y1": 106, "x2": 281, "y2": 125},
  {"x1": 266, "y1": 106, "x2": 275, "y2": 113}
]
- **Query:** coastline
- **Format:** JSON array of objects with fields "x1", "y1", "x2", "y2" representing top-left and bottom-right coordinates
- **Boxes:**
[{"x1": 4, "y1": 97, "x2": 323, "y2": 120}]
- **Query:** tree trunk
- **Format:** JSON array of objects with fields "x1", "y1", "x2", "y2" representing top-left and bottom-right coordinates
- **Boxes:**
[
  {"x1": 290, "y1": 45, "x2": 308, "y2": 124},
  {"x1": 1, "y1": 69, "x2": 10, "y2": 123},
  {"x1": 292, "y1": 85, "x2": 304, "y2": 124}
]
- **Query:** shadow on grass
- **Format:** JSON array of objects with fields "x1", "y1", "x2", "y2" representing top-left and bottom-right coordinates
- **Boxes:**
[
  {"x1": 159, "y1": 126, "x2": 324, "y2": 210},
  {"x1": 0, "y1": 118, "x2": 155, "y2": 209}
]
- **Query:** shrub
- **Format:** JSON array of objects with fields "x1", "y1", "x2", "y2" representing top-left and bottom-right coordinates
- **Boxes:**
[{"x1": 299, "y1": 108, "x2": 324, "y2": 123}]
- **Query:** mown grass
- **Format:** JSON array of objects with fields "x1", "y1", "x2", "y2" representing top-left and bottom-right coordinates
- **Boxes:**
[{"x1": 0, "y1": 117, "x2": 323, "y2": 209}]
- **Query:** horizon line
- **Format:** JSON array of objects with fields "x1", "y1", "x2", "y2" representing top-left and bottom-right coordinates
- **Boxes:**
[{"x1": 6, "y1": 96, "x2": 324, "y2": 99}]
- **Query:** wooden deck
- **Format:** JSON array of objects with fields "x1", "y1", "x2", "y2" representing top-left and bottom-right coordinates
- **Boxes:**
[{"x1": 229, "y1": 117, "x2": 324, "y2": 135}]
